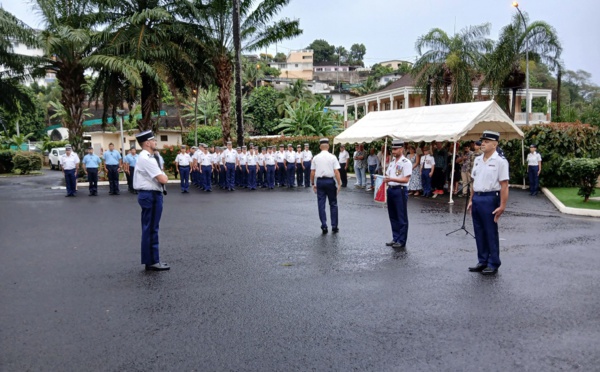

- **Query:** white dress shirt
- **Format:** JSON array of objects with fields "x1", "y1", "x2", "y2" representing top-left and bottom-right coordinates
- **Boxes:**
[
  {"x1": 60, "y1": 153, "x2": 80, "y2": 170},
  {"x1": 527, "y1": 152, "x2": 542, "y2": 166},
  {"x1": 175, "y1": 152, "x2": 191, "y2": 166},
  {"x1": 302, "y1": 150, "x2": 313, "y2": 162},
  {"x1": 311, "y1": 150, "x2": 340, "y2": 178},
  {"x1": 386, "y1": 155, "x2": 412, "y2": 186},
  {"x1": 471, "y1": 152, "x2": 509, "y2": 192},
  {"x1": 223, "y1": 149, "x2": 237, "y2": 163},
  {"x1": 133, "y1": 150, "x2": 164, "y2": 191},
  {"x1": 338, "y1": 150, "x2": 349, "y2": 164}
]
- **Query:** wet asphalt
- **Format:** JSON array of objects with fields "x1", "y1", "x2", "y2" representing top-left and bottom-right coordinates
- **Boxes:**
[{"x1": 1, "y1": 170, "x2": 599, "y2": 371}]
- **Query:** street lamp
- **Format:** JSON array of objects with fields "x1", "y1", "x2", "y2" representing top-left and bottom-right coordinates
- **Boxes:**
[
  {"x1": 513, "y1": 1, "x2": 530, "y2": 126},
  {"x1": 116, "y1": 109, "x2": 126, "y2": 157}
]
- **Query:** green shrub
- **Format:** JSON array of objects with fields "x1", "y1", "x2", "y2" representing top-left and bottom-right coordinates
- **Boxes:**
[
  {"x1": 0, "y1": 150, "x2": 16, "y2": 173},
  {"x1": 12, "y1": 152, "x2": 43, "y2": 174},
  {"x1": 159, "y1": 145, "x2": 180, "y2": 175},
  {"x1": 500, "y1": 123, "x2": 600, "y2": 187},
  {"x1": 562, "y1": 158, "x2": 600, "y2": 202},
  {"x1": 186, "y1": 126, "x2": 223, "y2": 147}
]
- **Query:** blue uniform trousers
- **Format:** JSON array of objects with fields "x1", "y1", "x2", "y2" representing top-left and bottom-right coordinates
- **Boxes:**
[
  {"x1": 317, "y1": 178, "x2": 338, "y2": 228},
  {"x1": 64, "y1": 169, "x2": 77, "y2": 196},
  {"x1": 87, "y1": 168, "x2": 98, "y2": 194},
  {"x1": 266, "y1": 165, "x2": 276, "y2": 188},
  {"x1": 296, "y1": 163, "x2": 304, "y2": 186},
  {"x1": 247, "y1": 165, "x2": 257, "y2": 189},
  {"x1": 387, "y1": 186, "x2": 409, "y2": 244},
  {"x1": 528, "y1": 165, "x2": 539, "y2": 195},
  {"x1": 193, "y1": 168, "x2": 200, "y2": 186},
  {"x1": 106, "y1": 164, "x2": 120, "y2": 193},
  {"x1": 258, "y1": 165, "x2": 266, "y2": 187},
  {"x1": 472, "y1": 192, "x2": 501, "y2": 269},
  {"x1": 226, "y1": 163, "x2": 236, "y2": 189},
  {"x1": 368, "y1": 164, "x2": 377, "y2": 187},
  {"x1": 421, "y1": 168, "x2": 433, "y2": 197},
  {"x1": 179, "y1": 165, "x2": 190, "y2": 191},
  {"x1": 287, "y1": 163, "x2": 296, "y2": 187},
  {"x1": 202, "y1": 165, "x2": 212, "y2": 191},
  {"x1": 239, "y1": 166, "x2": 247, "y2": 187},
  {"x1": 126, "y1": 166, "x2": 135, "y2": 191},
  {"x1": 138, "y1": 190, "x2": 163, "y2": 265},
  {"x1": 219, "y1": 165, "x2": 227, "y2": 188},
  {"x1": 303, "y1": 161, "x2": 311, "y2": 187},
  {"x1": 277, "y1": 162, "x2": 286, "y2": 186}
]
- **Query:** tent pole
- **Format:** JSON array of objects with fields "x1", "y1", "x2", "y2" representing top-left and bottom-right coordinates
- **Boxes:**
[
  {"x1": 383, "y1": 137, "x2": 388, "y2": 205},
  {"x1": 521, "y1": 139, "x2": 526, "y2": 189},
  {"x1": 449, "y1": 141, "x2": 456, "y2": 204}
]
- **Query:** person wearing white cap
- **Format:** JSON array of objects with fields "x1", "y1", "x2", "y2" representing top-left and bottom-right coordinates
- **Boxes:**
[
  {"x1": 310, "y1": 138, "x2": 342, "y2": 234},
  {"x1": 302, "y1": 143, "x2": 313, "y2": 188},
  {"x1": 175, "y1": 145, "x2": 191, "y2": 193},
  {"x1": 468, "y1": 130, "x2": 509, "y2": 276},
  {"x1": 133, "y1": 130, "x2": 169, "y2": 271},
  {"x1": 383, "y1": 140, "x2": 412, "y2": 249},
  {"x1": 60, "y1": 144, "x2": 80, "y2": 197}
]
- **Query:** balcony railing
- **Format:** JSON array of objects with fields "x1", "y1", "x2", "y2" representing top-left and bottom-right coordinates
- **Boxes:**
[{"x1": 514, "y1": 112, "x2": 550, "y2": 125}]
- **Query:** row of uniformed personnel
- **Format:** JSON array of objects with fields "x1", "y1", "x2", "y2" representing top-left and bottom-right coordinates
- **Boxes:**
[{"x1": 174, "y1": 142, "x2": 314, "y2": 192}]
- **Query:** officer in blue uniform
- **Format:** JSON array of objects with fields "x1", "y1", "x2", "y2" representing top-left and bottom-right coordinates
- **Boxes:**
[
  {"x1": 124, "y1": 146, "x2": 139, "y2": 193},
  {"x1": 133, "y1": 131, "x2": 170, "y2": 271},
  {"x1": 82, "y1": 146, "x2": 102, "y2": 196},
  {"x1": 468, "y1": 130, "x2": 510, "y2": 275},
  {"x1": 383, "y1": 140, "x2": 412, "y2": 249},
  {"x1": 527, "y1": 144, "x2": 542, "y2": 196},
  {"x1": 310, "y1": 138, "x2": 342, "y2": 234},
  {"x1": 103, "y1": 142, "x2": 122, "y2": 195}
]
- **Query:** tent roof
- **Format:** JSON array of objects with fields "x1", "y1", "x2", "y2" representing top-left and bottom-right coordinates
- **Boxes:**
[{"x1": 334, "y1": 100, "x2": 524, "y2": 144}]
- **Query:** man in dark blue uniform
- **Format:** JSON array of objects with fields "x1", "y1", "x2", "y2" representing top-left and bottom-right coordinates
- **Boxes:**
[
  {"x1": 383, "y1": 140, "x2": 412, "y2": 249},
  {"x1": 310, "y1": 138, "x2": 342, "y2": 234},
  {"x1": 468, "y1": 130, "x2": 510, "y2": 275},
  {"x1": 133, "y1": 131, "x2": 170, "y2": 271}
]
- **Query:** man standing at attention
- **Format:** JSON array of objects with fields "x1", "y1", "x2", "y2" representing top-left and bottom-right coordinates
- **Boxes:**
[
  {"x1": 527, "y1": 144, "x2": 542, "y2": 196},
  {"x1": 103, "y1": 142, "x2": 122, "y2": 195},
  {"x1": 285, "y1": 143, "x2": 297, "y2": 188},
  {"x1": 468, "y1": 131, "x2": 509, "y2": 276},
  {"x1": 338, "y1": 144, "x2": 349, "y2": 187},
  {"x1": 431, "y1": 141, "x2": 448, "y2": 198},
  {"x1": 383, "y1": 140, "x2": 412, "y2": 249},
  {"x1": 302, "y1": 143, "x2": 313, "y2": 188},
  {"x1": 82, "y1": 146, "x2": 102, "y2": 196},
  {"x1": 124, "y1": 146, "x2": 139, "y2": 194},
  {"x1": 310, "y1": 138, "x2": 342, "y2": 234},
  {"x1": 133, "y1": 131, "x2": 169, "y2": 271},
  {"x1": 265, "y1": 146, "x2": 276, "y2": 189},
  {"x1": 60, "y1": 144, "x2": 80, "y2": 197},
  {"x1": 222, "y1": 141, "x2": 238, "y2": 191},
  {"x1": 175, "y1": 145, "x2": 191, "y2": 193}
]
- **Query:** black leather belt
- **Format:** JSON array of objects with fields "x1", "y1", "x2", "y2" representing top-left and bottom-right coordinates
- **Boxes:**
[
  {"x1": 318, "y1": 176, "x2": 333, "y2": 179},
  {"x1": 388, "y1": 185, "x2": 406, "y2": 189},
  {"x1": 474, "y1": 191, "x2": 499, "y2": 196}
]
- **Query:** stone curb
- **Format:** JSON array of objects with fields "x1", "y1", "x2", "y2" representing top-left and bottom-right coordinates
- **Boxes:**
[{"x1": 541, "y1": 187, "x2": 600, "y2": 218}]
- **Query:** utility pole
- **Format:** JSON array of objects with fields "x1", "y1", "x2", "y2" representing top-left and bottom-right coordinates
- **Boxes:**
[{"x1": 233, "y1": 0, "x2": 244, "y2": 147}]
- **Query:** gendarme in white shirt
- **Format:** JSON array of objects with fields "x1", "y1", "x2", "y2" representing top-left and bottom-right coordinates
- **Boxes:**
[
  {"x1": 175, "y1": 152, "x2": 191, "y2": 166},
  {"x1": 311, "y1": 150, "x2": 340, "y2": 178},
  {"x1": 60, "y1": 153, "x2": 80, "y2": 170},
  {"x1": 133, "y1": 150, "x2": 165, "y2": 191},
  {"x1": 527, "y1": 152, "x2": 542, "y2": 166},
  {"x1": 386, "y1": 155, "x2": 412, "y2": 186}
]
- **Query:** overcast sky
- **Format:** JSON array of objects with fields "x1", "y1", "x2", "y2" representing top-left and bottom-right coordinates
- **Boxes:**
[{"x1": 3, "y1": 0, "x2": 599, "y2": 84}]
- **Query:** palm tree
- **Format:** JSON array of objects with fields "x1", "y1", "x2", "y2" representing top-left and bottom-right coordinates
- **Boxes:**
[
  {"x1": 275, "y1": 79, "x2": 313, "y2": 117},
  {"x1": 275, "y1": 100, "x2": 341, "y2": 136},
  {"x1": 482, "y1": 13, "x2": 561, "y2": 119},
  {"x1": 195, "y1": 0, "x2": 301, "y2": 144},
  {"x1": 8, "y1": 132, "x2": 34, "y2": 150},
  {"x1": 0, "y1": 8, "x2": 43, "y2": 114},
  {"x1": 181, "y1": 86, "x2": 220, "y2": 126},
  {"x1": 90, "y1": 0, "x2": 203, "y2": 132},
  {"x1": 349, "y1": 76, "x2": 380, "y2": 96},
  {"x1": 412, "y1": 23, "x2": 493, "y2": 104}
]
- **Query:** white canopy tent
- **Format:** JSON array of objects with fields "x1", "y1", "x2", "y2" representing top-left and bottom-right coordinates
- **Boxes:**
[{"x1": 334, "y1": 100, "x2": 525, "y2": 203}]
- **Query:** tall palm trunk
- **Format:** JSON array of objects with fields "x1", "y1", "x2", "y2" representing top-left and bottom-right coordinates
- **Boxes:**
[
  {"x1": 139, "y1": 73, "x2": 159, "y2": 132},
  {"x1": 232, "y1": 0, "x2": 244, "y2": 147},
  {"x1": 215, "y1": 54, "x2": 232, "y2": 144},
  {"x1": 556, "y1": 68, "x2": 562, "y2": 120},
  {"x1": 56, "y1": 61, "x2": 86, "y2": 155}
]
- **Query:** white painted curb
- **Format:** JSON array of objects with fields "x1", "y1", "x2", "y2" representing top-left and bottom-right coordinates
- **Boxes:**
[{"x1": 542, "y1": 187, "x2": 600, "y2": 218}]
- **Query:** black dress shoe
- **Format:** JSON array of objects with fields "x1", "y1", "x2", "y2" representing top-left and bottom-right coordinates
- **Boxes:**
[
  {"x1": 145, "y1": 263, "x2": 170, "y2": 271},
  {"x1": 89, "y1": 193, "x2": 93, "y2": 196},
  {"x1": 114, "y1": 192, "x2": 120, "y2": 195},
  {"x1": 468, "y1": 263, "x2": 487, "y2": 272},
  {"x1": 332, "y1": 227, "x2": 339, "y2": 233},
  {"x1": 321, "y1": 227, "x2": 328, "y2": 234},
  {"x1": 385, "y1": 241, "x2": 395, "y2": 246},
  {"x1": 392, "y1": 242, "x2": 406, "y2": 249},
  {"x1": 481, "y1": 267, "x2": 498, "y2": 275}
]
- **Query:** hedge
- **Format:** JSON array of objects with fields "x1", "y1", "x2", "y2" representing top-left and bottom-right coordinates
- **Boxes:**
[
  {"x1": 12, "y1": 152, "x2": 43, "y2": 174},
  {"x1": 186, "y1": 126, "x2": 223, "y2": 147},
  {"x1": 562, "y1": 158, "x2": 600, "y2": 202},
  {"x1": 499, "y1": 123, "x2": 600, "y2": 187},
  {"x1": 0, "y1": 150, "x2": 15, "y2": 173}
]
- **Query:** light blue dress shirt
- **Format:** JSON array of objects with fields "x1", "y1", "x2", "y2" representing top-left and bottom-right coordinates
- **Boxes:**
[
  {"x1": 103, "y1": 150, "x2": 122, "y2": 165},
  {"x1": 82, "y1": 154, "x2": 102, "y2": 168},
  {"x1": 124, "y1": 153, "x2": 139, "y2": 167}
]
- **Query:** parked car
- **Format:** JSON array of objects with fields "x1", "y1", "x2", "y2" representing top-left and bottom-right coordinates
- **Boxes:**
[{"x1": 48, "y1": 147, "x2": 66, "y2": 170}]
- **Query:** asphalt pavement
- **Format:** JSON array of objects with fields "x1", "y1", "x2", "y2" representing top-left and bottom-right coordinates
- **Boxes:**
[{"x1": 1, "y1": 170, "x2": 599, "y2": 371}]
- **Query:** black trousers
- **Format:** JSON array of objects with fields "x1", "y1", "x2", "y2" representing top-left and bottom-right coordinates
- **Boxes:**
[
  {"x1": 106, "y1": 164, "x2": 120, "y2": 193},
  {"x1": 432, "y1": 167, "x2": 445, "y2": 191},
  {"x1": 339, "y1": 163, "x2": 347, "y2": 187}
]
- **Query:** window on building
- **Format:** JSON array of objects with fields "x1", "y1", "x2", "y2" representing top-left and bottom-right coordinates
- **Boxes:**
[
  {"x1": 295, "y1": 64, "x2": 298, "y2": 68},
  {"x1": 130, "y1": 140, "x2": 136, "y2": 149},
  {"x1": 303, "y1": 56, "x2": 312, "y2": 60},
  {"x1": 278, "y1": 63, "x2": 286, "y2": 68},
  {"x1": 385, "y1": 103, "x2": 390, "y2": 110},
  {"x1": 160, "y1": 135, "x2": 168, "y2": 141},
  {"x1": 316, "y1": 68, "x2": 323, "y2": 72}
]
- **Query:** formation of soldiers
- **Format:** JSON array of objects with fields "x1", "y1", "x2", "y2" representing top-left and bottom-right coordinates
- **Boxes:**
[{"x1": 176, "y1": 141, "x2": 314, "y2": 193}]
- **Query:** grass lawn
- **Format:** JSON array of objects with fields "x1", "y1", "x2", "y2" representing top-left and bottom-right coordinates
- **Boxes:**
[{"x1": 548, "y1": 187, "x2": 600, "y2": 210}]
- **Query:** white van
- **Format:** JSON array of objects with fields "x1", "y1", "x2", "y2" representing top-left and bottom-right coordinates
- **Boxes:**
[{"x1": 49, "y1": 147, "x2": 66, "y2": 170}]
